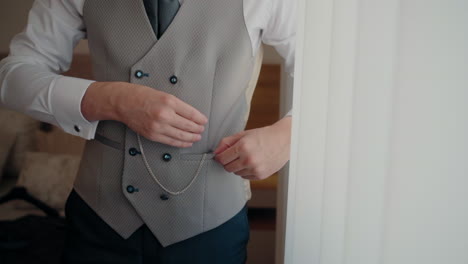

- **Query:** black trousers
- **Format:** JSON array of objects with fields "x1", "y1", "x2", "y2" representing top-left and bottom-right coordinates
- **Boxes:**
[{"x1": 61, "y1": 190, "x2": 249, "y2": 264}]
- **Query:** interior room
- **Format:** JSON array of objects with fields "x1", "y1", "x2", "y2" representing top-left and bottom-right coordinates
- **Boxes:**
[{"x1": 0, "y1": 1, "x2": 293, "y2": 263}]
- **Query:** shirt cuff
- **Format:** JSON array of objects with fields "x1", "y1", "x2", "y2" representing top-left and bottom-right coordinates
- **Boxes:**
[{"x1": 51, "y1": 75, "x2": 99, "y2": 140}]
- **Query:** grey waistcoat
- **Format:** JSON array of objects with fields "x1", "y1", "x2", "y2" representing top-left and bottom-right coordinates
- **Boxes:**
[{"x1": 74, "y1": 0, "x2": 263, "y2": 246}]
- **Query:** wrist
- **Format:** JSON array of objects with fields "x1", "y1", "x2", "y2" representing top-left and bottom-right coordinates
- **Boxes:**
[
  {"x1": 271, "y1": 116, "x2": 292, "y2": 143},
  {"x1": 81, "y1": 81, "x2": 129, "y2": 122},
  {"x1": 272, "y1": 116, "x2": 292, "y2": 131}
]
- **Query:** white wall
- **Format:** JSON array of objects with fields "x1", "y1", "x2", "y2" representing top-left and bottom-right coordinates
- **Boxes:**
[{"x1": 285, "y1": 0, "x2": 468, "y2": 263}]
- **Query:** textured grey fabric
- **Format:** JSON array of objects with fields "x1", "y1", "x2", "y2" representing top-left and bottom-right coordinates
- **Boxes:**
[{"x1": 75, "y1": 0, "x2": 261, "y2": 246}]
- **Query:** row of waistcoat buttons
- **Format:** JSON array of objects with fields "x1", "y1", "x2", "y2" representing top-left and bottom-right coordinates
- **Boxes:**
[
  {"x1": 128, "y1": 147, "x2": 172, "y2": 162},
  {"x1": 126, "y1": 147, "x2": 173, "y2": 200},
  {"x1": 134, "y1": 70, "x2": 178, "y2": 85},
  {"x1": 126, "y1": 184, "x2": 169, "y2": 201},
  {"x1": 129, "y1": 69, "x2": 177, "y2": 201}
]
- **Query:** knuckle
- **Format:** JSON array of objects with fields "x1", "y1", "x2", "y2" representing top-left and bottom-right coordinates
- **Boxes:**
[
  {"x1": 252, "y1": 166, "x2": 263, "y2": 176},
  {"x1": 155, "y1": 109, "x2": 170, "y2": 121},
  {"x1": 183, "y1": 141, "x2": 193, "y2": 148},
  {"x1": 176, "y1": 131, "x2": 186, "y2": 141},
  {"x1": 153, "y1": 109, "x2": 164, "y2": 120},
  {"x1": 220, "y1": 138, "x2": 229, "y2": 145},
  {"x1": 162, "y1": 94, "x2": 176, "y2": 106},
  {"x1": 183, "y1": 122, "x2": 193, "y2": 131},
  {"x1": 226, "y1": 165, "x2": 235, "y2": 173},
  {"x1": 198, "y1": 125, "x2": 205, "y2": 133},
  {"x1": 244, "y1": 156, "x2": 255, "y2": 166},
  {"x1": 186, "y1": 109, "x2": 195, "y2": 120},
  {"x1": 237, "y1": 141, "x2": 249, "y2": 152},
  {"x1": 168, "y1": 138, "x2": 179, "y2": 147},
  {"x1": 192, "y1": 133, "x2": 200, "y2": 142},
  {"x1": 151, "y1": 134, "x2": 163, "y2": 143},
  {"x1": 217, "y1": 157, "x2": 226, "y2": 165},
  {"x1": 149, "y1": 122, "x2": 162, "y2": 134}
]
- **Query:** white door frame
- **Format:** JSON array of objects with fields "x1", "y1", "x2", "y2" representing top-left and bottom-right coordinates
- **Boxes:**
[
  {"x1": 281, "y1": 0, "x2": 468, "y2": 263},
  {"x1": 280, "y1": 0, "x2": 400, "y2": 263}
]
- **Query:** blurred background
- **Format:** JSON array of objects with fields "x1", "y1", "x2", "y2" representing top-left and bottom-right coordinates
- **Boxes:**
[{"x1": 0, "y1": 1, "x2": 293, "y2": 264}]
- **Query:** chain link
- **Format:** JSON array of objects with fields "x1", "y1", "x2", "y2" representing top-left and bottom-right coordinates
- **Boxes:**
[{"x1": 137, "y1": 133, "x2": 207, "y2": 196}]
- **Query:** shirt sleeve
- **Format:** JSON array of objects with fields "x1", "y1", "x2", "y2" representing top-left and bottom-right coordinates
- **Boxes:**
[
  {"x1": 0, "y1": 0, "x2": 98, "y2": 140},
  {"x1": 261, "y1": 0, "x2": 296, "y2": 118},
  {"x1": 261, "y1": 0, "x2": 296, "y2": 77}
]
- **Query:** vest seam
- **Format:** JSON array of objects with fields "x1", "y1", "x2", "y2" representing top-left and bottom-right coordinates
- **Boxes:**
[
  {"x1": 204, "y1": 56, "x2": 219, "y2": 231},
  {"x1": 82, "y1": 0, "x2": 89, "y2": 27},
  {"x1": 97, "y1": 139, "x2": 103, "y2": 211},
  {"x1": 202, "y1": 164, "x2": 207, "y2": 230},
  {"x1": 241, "y1": 0, "x2": 254, "y2": 57},
  {"x1": 206, "y1": 57, "x2": 219, "y2": 150}
]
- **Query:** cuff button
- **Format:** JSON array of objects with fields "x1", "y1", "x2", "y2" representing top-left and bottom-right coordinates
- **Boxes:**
[{"x1": 74, "y1": 125, "x2": 81, "y2": 132}]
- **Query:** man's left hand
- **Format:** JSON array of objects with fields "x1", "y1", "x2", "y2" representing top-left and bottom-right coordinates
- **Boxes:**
[{"x1": 213, "y1": 117, "x2": 291, "y2": 180}]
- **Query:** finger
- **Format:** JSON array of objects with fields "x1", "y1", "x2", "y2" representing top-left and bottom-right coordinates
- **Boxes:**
[
  {"x1": 223, "y1": 159, "x2": 245, "y2": 173},
  {"x1": 153, "y1": 134, "x2": 193, "y2": 148},
  {"x1": 235, "y1": 169, "x2": 252, "y2": 177},
  {"x1": 173, "y1": 99, "x2": 208, "y2": 125},
  {"x1": 215, "y1": 144, "x2": 241, "y2": 165},
  {"x1": 162, "y1": 125, "x2": 202, "y2": 143},
  {"x1": 169, "y1": 113, "x2": 205, "y2": 134},
  {"x1": 213, "y1": 132, "x2": 245, "y2": 154}
]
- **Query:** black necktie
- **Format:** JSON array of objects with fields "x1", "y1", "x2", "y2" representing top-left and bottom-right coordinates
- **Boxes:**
[{"x1": 143, "y1": 0, "x2": 180, "y2": 39}]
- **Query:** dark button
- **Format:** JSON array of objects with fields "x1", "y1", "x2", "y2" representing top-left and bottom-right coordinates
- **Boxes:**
[
  {"x1": 162, "y1": 153, "x2": 172, "y2": 162},
  {"x1": 126, "y1": 185, "x2": 136, "y2": 194},
  {"x1": 169, "y1": 75, "x2": 178, "y2": 84},
  {"x1": 135, "y1": 70, "x2": 149, "y2": 79},
  {"x1": 74, "y1": 125, "x2": 81, "y2": 133},
  {"x1": 160, "y1": 194, "x2": 169, "y2": 201},
  {"x1": 129, "y1": 148, "x2": 140, "y2": 156},
  {"x1": 135, "y1": 70, "x2": 144, "y2": 79}
]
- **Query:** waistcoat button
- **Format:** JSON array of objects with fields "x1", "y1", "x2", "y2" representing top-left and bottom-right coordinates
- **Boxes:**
[
  {"x1": 126, "y1": 185, "x2": 136, "y2": 193},
  {"x1": 135, "y1": 70, "x2": 144, "y2": 78},
  {"x1": 169, "y1": 75, "x2": 178, "y2": 84},
  {"x1": 135, "y1": 70, "x2": 149, "y2": 79},
  {"x1": 162, "y1": 153, "x2": 172, "y2": 162},
  {"x1": 160, "y1": 194, "x2": 169, "y2": 201},
  {"x1": 129, "y1": 148, "x2": 140, "y2": 156}
]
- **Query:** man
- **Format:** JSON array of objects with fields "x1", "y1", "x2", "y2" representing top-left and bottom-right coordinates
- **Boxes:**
[{"x1": 0, "y1": 0, "x2": 295, "y2": 263}]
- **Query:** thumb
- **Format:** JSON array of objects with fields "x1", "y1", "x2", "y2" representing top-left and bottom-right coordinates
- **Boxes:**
[{"x1": 213, "y1": 131, "x2": 245, "y2": 154}]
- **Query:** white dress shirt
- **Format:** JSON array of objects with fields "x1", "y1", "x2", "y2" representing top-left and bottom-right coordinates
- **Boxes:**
[{"x1": 0, "y1": 0, "x2": 295, "y2": 140}]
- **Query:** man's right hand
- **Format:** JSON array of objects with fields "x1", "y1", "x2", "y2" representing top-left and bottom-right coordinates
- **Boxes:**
[{"x1": 80, "y1": 82, "x2": 208, "y2": 148}]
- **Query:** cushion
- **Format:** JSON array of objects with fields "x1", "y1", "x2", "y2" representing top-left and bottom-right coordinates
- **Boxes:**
[
  {"x1": 15, "y1": 152, "x2": 81, "y2": 210},
  {"x1": 0, "y1": 107, "x2": 39, "y2": 180}
]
